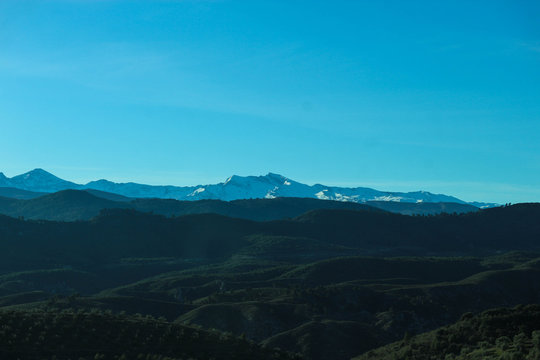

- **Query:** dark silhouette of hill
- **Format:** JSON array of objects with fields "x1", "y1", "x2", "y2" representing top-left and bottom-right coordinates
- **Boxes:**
[
  {"x1": 0, "y1": 189, "x2": 479, "y2": 221},
  {"x1": 366, "y1": 200, "x2": 478, "y2": 215},
  {"x1": 83, "y1": 188, "x2": 133, "y2": 202},
  {"x1": 131, "y1": 196, "x2": 384, "y2": 221},
  {"x1": 0, "y1": 209, "x2": 258, "y2": 271},
  {"x1": 0, "y1": 190, "x2": 130, "y2": 221},
  {"x1": 0, "y1": 191, "x2": 385, "y2": 221},
  {"x1": 269, "y1": 204, "x2": 540, "y2": 254},
  {"x1": 0, "y1": 204, "x2": 539, "y2": 272}
]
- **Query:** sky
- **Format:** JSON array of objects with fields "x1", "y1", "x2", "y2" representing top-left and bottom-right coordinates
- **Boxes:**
[{"x1": 0, "y1": 0, "x2": 539, "y2": 204}]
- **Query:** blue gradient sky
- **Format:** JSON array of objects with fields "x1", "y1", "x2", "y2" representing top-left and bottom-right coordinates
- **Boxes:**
[{"x1": 1, "y1": 0, "x2": 539, "y2": 203}]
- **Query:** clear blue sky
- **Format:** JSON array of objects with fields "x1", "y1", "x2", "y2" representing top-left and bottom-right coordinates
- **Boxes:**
[{"x1": 1, "y1": 0, "x2": 539, "y2": 203}]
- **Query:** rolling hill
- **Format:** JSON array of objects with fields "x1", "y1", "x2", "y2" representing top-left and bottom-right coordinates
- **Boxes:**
[
  {"x1": 354, "y1": 304, "x2": 540, "y2": 360},
  {"x1": 0, "y1": 308, "x2": 299, "y2": 360},
  {"x1": 0, "y1": 188, "x2": 479, "y2": 221},
  {"x1": 0, "y1": 204, "x2": 539, "y2": 359},
  {"x1": 0, "y1": 203, "x2": 539, "y2": 271}
]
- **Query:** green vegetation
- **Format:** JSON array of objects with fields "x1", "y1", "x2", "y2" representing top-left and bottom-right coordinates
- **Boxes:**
[
  {"x1": 2, "y1": 251, "x2": 539, "y2": 359},
  {"x1": 354, "y1": 304, "x2": 540, "y2": 360},
  {"x1": 0, "y1": 308, "x2": 299, "y2": 360},
  {"x1": 0, "y1": 204, "x2": 539, "y2": 359}
]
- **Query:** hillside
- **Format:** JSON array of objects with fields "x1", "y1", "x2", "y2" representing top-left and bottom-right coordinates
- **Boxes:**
[
  {"x1": 0, "y1": 190, "x2": 128, "y2": 221},
  {"x1": 3, "y1": 252, "x2": 540, "y2": 360},
  {"x1": 0, "y1": 189, "x2": 479, "y2": 221},
  {"x1": 0, "y1": 308, "x2": 299, "y2": 360},
  {"x1": 354, "y1": 304, "x2": 540, "y2": 360},
  {"x1": 0, "y1": 204, "x2": 539, "y2": 271}
]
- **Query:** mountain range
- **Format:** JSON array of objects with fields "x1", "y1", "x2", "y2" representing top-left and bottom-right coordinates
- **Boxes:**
[{"x1": 0, "y1": 169, "x2": 496, "y2": 207}]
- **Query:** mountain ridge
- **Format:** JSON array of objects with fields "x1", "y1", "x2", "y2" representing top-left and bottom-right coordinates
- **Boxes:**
[
  {"x1": 0, "y1": 169, "x2": 497, "y2": 207},
  {"x1": 1, "y1": 202, "x2": 540, "y2": 268},
  {"x1": 0, "y1": 190, "x2": 480, "y2": 222}
]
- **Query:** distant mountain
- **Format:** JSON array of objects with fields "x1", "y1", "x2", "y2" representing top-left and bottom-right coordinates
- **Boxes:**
[
  {"x1": 3, "y1": 169, "x2": 81, "y2": 192},
  {"x1": 1, "y1": 169, "x2": 497, "y2": 207},
  {"x1": 86, "y1": 172, "x2": 473, "y2": 204}
]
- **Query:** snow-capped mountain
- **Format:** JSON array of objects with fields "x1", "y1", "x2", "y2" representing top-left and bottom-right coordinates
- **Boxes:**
[{"x1": 0, "y1": 169, "x2": 497, "y2": 207}]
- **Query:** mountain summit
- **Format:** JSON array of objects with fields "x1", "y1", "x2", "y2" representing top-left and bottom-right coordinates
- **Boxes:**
[
  {"x1": 0, "y1": 170, "x2": 497, "y2": 207},
  {"x1": 7, "y1": 168, "x2": 81, "y2": 193}
]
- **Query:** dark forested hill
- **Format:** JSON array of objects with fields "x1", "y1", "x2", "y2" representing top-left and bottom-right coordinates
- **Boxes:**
[
  {"x1": 0, "y1": 188, "x2": 479, "y2": 221},
  {"x1": 0, "y1": 190, "x2": 127, "y2": 221},
  {"x1": 0, "y1": 204, "x2": 539, "y2": 271},
  {"x1": 0, "y1": 309, "x2": 299, "y2": 360},
  {"x1": 282, "y1": 203, "x2": 540, "y2": 253}
]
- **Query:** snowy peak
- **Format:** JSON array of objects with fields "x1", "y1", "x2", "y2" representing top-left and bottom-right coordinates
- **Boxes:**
[
  {"x1": 215, "y1": 173, "x2": 303, "y2": 200},
  {"x1": 13, "y1": 168, "x2": 57, "y2": 181},
  {"x1": 223, "y1": 175, "x2": 243, "y2": 185},
  {"x1": 264, "y1": 173, "x2": 295, "y2": 186},
  {"x1": 0, "y1": 169, "x2": 498, "y2": 207},
  {"x1": 265, "y1": 172, "x2": 286, "y2": 181},
  {"x1": 224, "y1": 173, "x2": 286, "y2": 185}
]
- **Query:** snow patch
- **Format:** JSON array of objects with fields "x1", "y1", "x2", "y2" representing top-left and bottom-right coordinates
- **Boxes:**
[
  {"x1": 315, "y1": 191, "x2": 329, "y2": 200},
  {"x1": 190, "y1": 187, "x2": 205, "y2": 195},
  {"x1": 373, "y1": 196, "x2": 404, "y2": 202}
]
